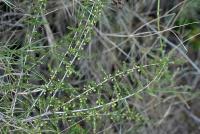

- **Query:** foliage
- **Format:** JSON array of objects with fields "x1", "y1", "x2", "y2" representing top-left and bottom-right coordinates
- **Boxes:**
[{"x1": 0, "y1": 0, "x2": 199, "y2": 133}]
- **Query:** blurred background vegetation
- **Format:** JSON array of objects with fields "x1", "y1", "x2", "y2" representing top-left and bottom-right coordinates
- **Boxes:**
[{"x1": 0, "y1": 0, "x2": 200, "y2": 133}]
